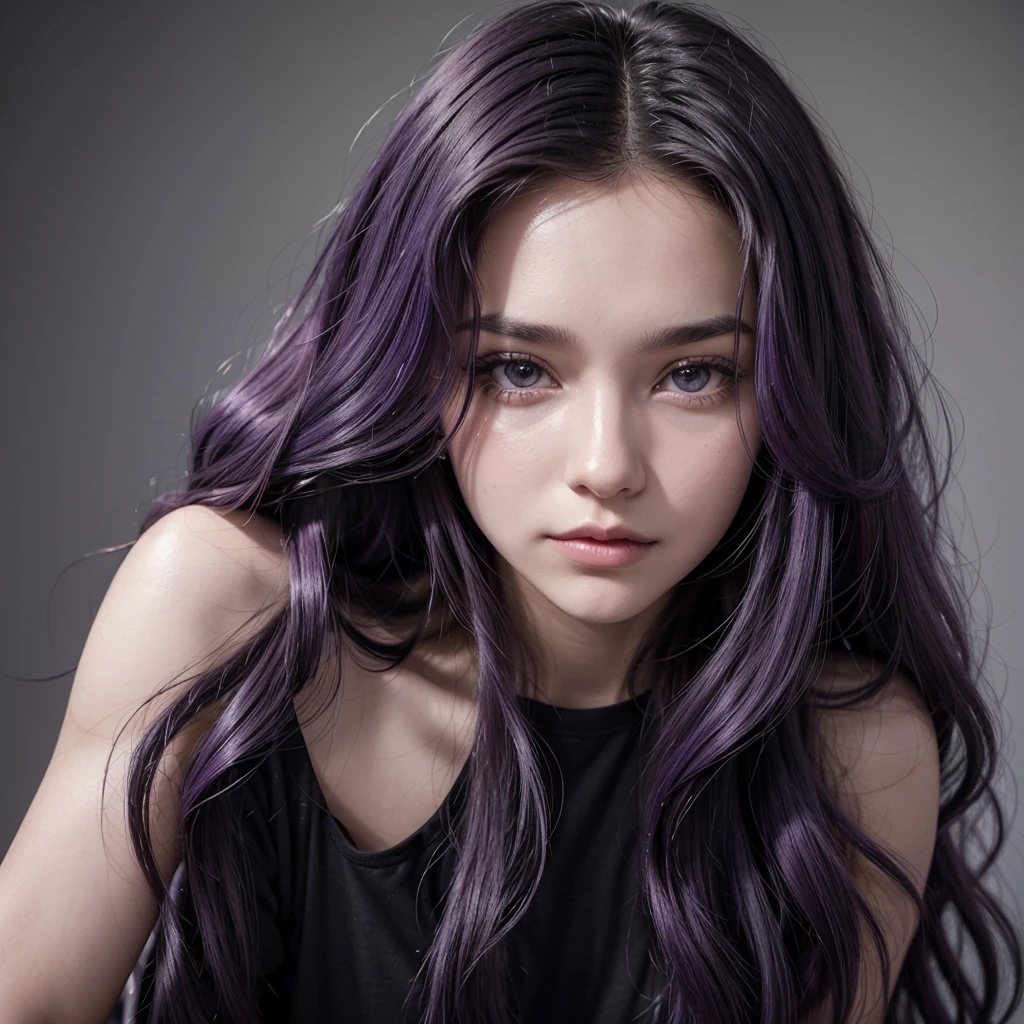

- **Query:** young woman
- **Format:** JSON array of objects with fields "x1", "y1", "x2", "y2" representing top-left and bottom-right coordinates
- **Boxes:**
[{"x1": 0, "y1": 1, "x2": 1019, "y2": 1023}]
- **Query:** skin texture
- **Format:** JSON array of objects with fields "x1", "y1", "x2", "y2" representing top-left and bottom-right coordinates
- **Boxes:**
[{"x1": 441, "y1": 171, "x2": 760, "y2": 708}]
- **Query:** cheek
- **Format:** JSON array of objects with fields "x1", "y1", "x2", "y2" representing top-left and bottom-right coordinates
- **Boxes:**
[
  {"x1": 446, "y1": 407, "x2": 542, "y2": 509},
  {"x1": 657, "y1": 409, "x2": 761, "y2": 536}
]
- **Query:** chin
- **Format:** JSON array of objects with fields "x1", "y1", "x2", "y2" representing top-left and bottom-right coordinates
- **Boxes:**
[{"x1": 537, "y1": 585, "x2": 672, "y2": 626}]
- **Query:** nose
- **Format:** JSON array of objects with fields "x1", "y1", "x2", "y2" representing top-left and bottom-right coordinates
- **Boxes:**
[{"x1": 563, "y1": 382, "x2": 646, "y2": 499}]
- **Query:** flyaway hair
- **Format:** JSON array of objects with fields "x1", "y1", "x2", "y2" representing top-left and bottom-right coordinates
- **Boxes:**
[{"x1": 96, "y1": 1, "x2": 1021, "y2": 1021}]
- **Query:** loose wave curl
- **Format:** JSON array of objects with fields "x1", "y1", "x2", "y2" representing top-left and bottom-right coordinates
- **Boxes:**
[{"x1": 109, "y1": 2, "x2": 1022, "y2": 1022}]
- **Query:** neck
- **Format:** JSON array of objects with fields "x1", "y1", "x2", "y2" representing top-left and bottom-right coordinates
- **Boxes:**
[{"x1": 496, "y1": 558, "x2": 689, "y2": 709}]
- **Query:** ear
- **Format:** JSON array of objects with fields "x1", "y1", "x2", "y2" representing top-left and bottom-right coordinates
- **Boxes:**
[{"x1": 802, "y1": 655, "x2": 941, "y2": 1024}]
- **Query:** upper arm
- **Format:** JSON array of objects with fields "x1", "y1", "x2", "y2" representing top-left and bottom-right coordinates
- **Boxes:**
[
  {"x1": 804, "y1": 655, "x2": 941, "y2": 1024},
  {"x1": 0, "y1": 504, "x2": 289, "y2": 1024}
]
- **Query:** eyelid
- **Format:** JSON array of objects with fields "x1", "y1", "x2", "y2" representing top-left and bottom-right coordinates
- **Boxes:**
[
  {"x1": 473, "y1": 350, "x2": 740, "y2": 380},
  {"x1": 474, "y1": 350, "x2": 554, "y2": 374},
  {"x1": 473, "y1": 351, "x2": 746, "y2": 410}
]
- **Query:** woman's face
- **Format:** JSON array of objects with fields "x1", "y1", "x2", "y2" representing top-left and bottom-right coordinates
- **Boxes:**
[{"x1": 441, "y1": 173, "x2": 760, "y2": 632}]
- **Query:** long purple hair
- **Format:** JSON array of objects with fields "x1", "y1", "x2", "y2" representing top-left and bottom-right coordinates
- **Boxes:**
[{"x1": 111, "y1": 1, "x2": 1021, "y2": 1021}]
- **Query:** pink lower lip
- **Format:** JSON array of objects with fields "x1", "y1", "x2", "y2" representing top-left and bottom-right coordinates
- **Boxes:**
[{"x1": 549, "y1": 537, "x2": 656, "y2": 567}]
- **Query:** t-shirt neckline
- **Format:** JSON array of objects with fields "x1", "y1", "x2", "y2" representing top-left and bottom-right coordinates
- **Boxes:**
[{"x1": 516, "y1": 687, "x2": 652, "y2": 736}]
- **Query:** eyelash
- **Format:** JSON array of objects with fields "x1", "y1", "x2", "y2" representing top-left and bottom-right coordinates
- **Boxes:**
[{"x1": 472, "y1": 351, "x2": 748, "y2": 408}]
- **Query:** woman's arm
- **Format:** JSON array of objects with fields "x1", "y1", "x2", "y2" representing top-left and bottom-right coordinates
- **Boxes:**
[
  {"x1": 0, "y1": 505, "x2": 289, "y2": 1024},
  {"x1": 802, "y1": 661, "x2": 941, "y2": 1024}
]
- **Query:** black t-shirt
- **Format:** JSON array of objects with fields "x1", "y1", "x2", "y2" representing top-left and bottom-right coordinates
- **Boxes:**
[{"x1": 187, "y1": 688, "x2": 664, "y2": 1023}]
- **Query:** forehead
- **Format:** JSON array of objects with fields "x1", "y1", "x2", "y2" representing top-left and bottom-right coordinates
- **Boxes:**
[{"x1": 472, "y1": 173, "x2": 750, "y2": 325}]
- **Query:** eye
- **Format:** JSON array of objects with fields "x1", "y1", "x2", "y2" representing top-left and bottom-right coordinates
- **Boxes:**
[
  {"x1": 656, "y1": 357, "x2": 745, "y2": 407},
  {"x1": 472, "y1": 351, "x2": 746, "y2": 407},
  {"x1": 473, "y1": 353, "x2": 555, "y2": 402}
]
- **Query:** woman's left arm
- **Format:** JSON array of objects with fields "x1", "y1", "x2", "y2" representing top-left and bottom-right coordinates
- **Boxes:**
[{"x1": 802, "y1": 664, "x2": 941, "y2": 1024}]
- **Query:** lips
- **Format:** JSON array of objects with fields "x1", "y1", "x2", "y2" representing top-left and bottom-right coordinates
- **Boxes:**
[
  {"x1": 568, "y1": 534, "x2": 653, "y2": 544},
  {"x1": 550, "y1": 527, "x2": 655, "y2": 544},
  {"x1": 549, "y1": 535, "x2": 656, "y2": 567}
]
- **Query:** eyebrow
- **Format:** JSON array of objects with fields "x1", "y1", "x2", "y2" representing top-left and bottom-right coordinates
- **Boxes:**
[{"x1": 455, "y1": 312, "x2": 755, "y2": 354}]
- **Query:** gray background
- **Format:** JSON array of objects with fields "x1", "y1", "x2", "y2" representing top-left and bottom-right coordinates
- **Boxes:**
[{"x1": 2, "y1": 0, "x2": 1021, "y2": 1013}]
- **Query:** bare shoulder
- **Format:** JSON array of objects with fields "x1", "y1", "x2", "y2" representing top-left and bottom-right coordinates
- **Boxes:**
[
  {"x1": 808, "y1": 649, "x2": 937, "y2": 799},
  {"x1": 809, "y1": 650, "x2": 935, "y2": 779},
  {"x1": 808, "y1": 647, "x2": 940, "y2": 893},
  {"x1": 66, "y1": 503, "x2": 291, "y2": 741},
  {"x1": 125, "y1": 503, "x2": 290, "y2": 654},
  {"x1": 814, "y1": 648, "x2": 928, "y2": 711},
  {"x1": 133, "y1": 504, "x2": 289, "y2": 614},
  {"x1": 0, "y1": 506, "x2": 292, "y2": 1023},
  {"x1": 800, "y1": 661, "x2": 941, "y2": 1022}
]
